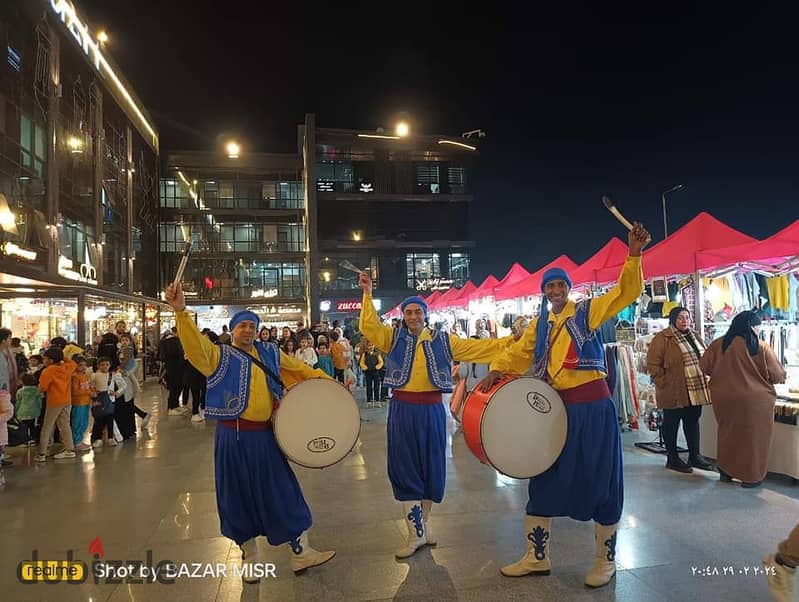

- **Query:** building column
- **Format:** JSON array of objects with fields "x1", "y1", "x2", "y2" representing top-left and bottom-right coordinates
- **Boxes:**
[
  {"x1": 92, "y1": 84, "x2": 104, "y2": 287},
  {"x1": 77, "y1": 291, "x2": 86, "y2": 348},
  {"x1": 126, "y1": 125, "x2": 134, "y2": 292},
  {"x1": 302, "y1": 113, "x2": 320, "y2": 325},
  {"x1": 45, "y1": 23, "x2": 61, "y2": 278}
]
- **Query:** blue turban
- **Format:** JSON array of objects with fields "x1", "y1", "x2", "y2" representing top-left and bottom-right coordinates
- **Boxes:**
[
  {"x1": 535, "y1": 267, "x2": 573, "y2": 363},
  {"x1": 541, "y1": 267, "x2": 572, "y2": 292},
  {"x1": 400, "y1": 296, "x2": 429, "y2": 317},
  {"x1": 229, "y1": 310, "x2": 260, "y2": 331}
]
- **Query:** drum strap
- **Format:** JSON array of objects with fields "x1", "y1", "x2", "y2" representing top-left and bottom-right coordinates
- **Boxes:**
[
  {"x1": 234, "y1": 346, "x2": 287, "y2": 393},
  {"x1": 535, "y1": 320, "x2": 569, "y2": 383}
]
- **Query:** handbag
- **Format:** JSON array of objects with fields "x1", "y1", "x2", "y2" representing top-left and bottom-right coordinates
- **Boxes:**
[{"x1": 91, "y1": 373, "x2": 115, "y2": 418}]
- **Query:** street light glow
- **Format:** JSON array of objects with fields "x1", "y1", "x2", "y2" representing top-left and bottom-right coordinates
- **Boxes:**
[
  {"x1": 352, "y1": 231, "x2": 362, "y2": 241},
  {"x1": 68, "y1": 136, "x2": 84, "y2": 154},
  {"x1": 97, "y1": 30, "x2": 109, "y2": 43},
  {"x1": 226, "y1": 141, "x2": 241, "y2": 158},
  {"x1": 396, "y1": 122, "x2": 409, "y2": 137}
]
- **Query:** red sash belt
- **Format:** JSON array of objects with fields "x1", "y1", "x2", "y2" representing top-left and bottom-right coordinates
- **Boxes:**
[
  {"x1": 392, "y1": 390, "x2": 443, "y2": 405},
  {"x1": 219, "y1": 418, "x2": 273, "y2": 431},
  {"x1": 557, "y1": 379, "x2": 611, "y2": 405}
]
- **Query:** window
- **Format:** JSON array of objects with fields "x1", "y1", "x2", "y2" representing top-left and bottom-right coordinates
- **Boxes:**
[
  {"x1": 20, "y1": 114, "x2": 46, "y2": 178},
  {"x1": 448, "y1": 167, "x2": 467, "y2": 194},
  {"x1": 406, "y1": 253, "x2": 440, "y2": 288},
  {"x1": 416, "y1": 164, "x2": 440, "y2": 194},
  {"x1": 278, "y1": 182, "x2": 303, "y2": 208},
  {"x1": 316, "y1": 161, "x2": 353, "y2": 193},
  {"x1": 320, "y1": 255, "x2": 378, "y2": 291},
  {"x1": 449, "y1": 253, "x2": 470, "y2": 287},
  {"x1": 159, "y1": 179, "x2": 191, "y2": 208}
]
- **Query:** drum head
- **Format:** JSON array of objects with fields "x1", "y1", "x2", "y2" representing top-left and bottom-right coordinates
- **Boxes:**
[
  {"x1": 273, "y1": 379, "x2": 361, "y2": 469},
  {"x1": 481, "y1": 378, "x2": 568, "y2": 479}
]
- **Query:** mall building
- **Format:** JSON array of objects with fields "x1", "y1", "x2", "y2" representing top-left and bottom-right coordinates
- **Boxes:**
[{"x1": 0, "y1": 1, "x2": 167, "y2": 365}]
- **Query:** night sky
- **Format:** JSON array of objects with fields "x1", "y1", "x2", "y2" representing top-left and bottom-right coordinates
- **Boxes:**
[{"x1": 80, "y1": 0, "x2": 799, "y2": 281}]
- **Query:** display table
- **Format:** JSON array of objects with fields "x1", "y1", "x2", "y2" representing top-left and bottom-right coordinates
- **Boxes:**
[{"x1": 699, "y1": 401, "x2": 799, "y2": 480}]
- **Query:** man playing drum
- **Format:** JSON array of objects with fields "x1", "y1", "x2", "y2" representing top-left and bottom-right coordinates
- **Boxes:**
[
  {"x1": 166, "y1": 283, "x2": 336, "y2": 583},
  {"x1": 480, "y1": 222, "x2": 650, "y2": 588},
  {"x1": 359, "y1": 274, "x2": 507, "y2": 558}
]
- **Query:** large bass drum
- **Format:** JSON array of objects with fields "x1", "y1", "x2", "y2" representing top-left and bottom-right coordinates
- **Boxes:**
[
  {"x1": 273, "y1": 378, "x2": 360, "y2": 469},
  {"x1": 461, "y1": 376, "x2": 568, "y2": 478}
]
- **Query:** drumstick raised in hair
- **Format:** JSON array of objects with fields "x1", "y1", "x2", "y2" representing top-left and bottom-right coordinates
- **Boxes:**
[
  {"x1": 601, "y1": 195, "x2": 634, "y2": 231},
  {"x1": 172, "y1": 242, "x2": 192, "y2": 288},
  {"x1": 339, "y1": 260, "x2": 365, "y2": 275}
]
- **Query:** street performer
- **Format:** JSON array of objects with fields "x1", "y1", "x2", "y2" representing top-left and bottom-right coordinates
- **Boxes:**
[
  {"x1": 359, "y1": 273, "x2": 508, "y2": 558},
  {"x1": 480, "y1": 222, "x2": 650, "y2": 588},
  {"x1": 166, "y1": 282, "x2": 336, "y2": 583}
]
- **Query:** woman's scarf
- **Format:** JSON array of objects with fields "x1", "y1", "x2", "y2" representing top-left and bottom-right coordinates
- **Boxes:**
[{"x1": 671, "y1": 326, "x2": 712, "y2": 406}]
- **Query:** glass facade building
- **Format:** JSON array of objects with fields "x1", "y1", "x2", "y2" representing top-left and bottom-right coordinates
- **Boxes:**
[{"x1": 0, "y1": 1, "x2": 167, "y2": 363}]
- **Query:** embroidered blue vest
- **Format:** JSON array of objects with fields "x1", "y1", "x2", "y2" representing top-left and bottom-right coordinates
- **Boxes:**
[
  {"x1": 205, "y1": 341, "x2": 283, "y2": 419},
  {"x1": 533, "y1": 299, "x2": 606, "y2": 379},
  {"x1": 384, "y1": 327, "x2": 454, "y2": 392}
]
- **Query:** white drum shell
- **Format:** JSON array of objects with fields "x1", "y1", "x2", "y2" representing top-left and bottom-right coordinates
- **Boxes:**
[
  {"x1": 481, "y1": 377, "x2": 568, "y2": 479},
  {"x1": 273, "y1": 379, "x2": 361, "y2": 469}
]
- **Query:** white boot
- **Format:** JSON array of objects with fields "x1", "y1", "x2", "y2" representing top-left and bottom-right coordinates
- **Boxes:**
[
  {"x1": 764, "y1": 554, "x2": 797, "y2": 602},
  {"x1": 500, "y1": 515, "x2": 552, "y2": 577},
  {"x1": 239, "y1": 538, "x2": 260, "y2": 584},
  {"x1": 395, "y1": 501, "x2": 427, "y2": 559},
  {"x1": 585, "y1": 522, "x2": 617, "y2": 588},
  {"x1": 422, "y1": 500, "x2": 436, "y2": 546},
  {"x1": 288, "y1": 531, "x2": 335, "y2": 574}
]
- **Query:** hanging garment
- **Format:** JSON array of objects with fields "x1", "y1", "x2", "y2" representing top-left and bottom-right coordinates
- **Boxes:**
[{"x1": 766, "y1": 276, "x2": 791, "y2": 312}]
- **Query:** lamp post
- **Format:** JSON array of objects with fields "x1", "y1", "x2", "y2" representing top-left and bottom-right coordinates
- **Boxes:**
[{"x1": 661, "y1": 184, "x2": 684, "y2": 239}]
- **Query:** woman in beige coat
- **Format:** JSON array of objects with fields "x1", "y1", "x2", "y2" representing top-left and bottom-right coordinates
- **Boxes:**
[
  {"x1": 699, "y1": 311, "x2": 786, "y2": 488},
  {"x1": 646, "y1": 307, "x2": 714, "y2": 473}
]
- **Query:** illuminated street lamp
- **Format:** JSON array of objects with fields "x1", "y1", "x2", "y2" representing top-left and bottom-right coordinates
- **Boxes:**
[
  {"x1": 97, "y1": 30, "x2": 108, "y2": 44},
  {"x1": 68, "y1": 136, "x2": 84, "y2": 154},
  {"x1": 395, "y1": 122, "x2": 409, "y2": 137},
  {"x1": 226, "y1": 141, "x2": 241, "y2": 158}
]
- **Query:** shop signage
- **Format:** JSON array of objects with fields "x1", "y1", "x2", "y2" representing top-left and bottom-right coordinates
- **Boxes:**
[
  {"x1": 58, "y1": 255, "x2": 97, "y2": 285},
  {"x1": 251, "y1": 288, "x2": 279, "y2": 299},
  {"x1": 331, "y1": 299, "x2": 381, "y2": 312},
  {"x1": 49, "y1": 0, "x2": 102, "y2": 71},
  {"x1": 1, "y1": 242, "x2": 38, "y2": 261},
  {"x1": 251, "y1": 305, "x2": 304, "y2": 317},
  {"x1": 319, "y1": 300, "x2": 332, "y2": 312},
  {"x1": 416, "y1": 278, "x2": 453, "y2": 291}
]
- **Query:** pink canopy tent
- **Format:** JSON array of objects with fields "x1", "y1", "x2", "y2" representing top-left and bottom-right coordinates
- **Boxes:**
[
  {"x1": 495, "y1": 255, "x2": 579, "y2": 300},
  {"x1": 470, "y1": 274, "x2": 500, "y2": 301},
  {"x1": 447, "y1": 281, "x2": 478, "y2": 309},
  {"x1": 592, "y1": 212, "x2": 758, "y2": 282},
  {"x1": 491, "y1": 262, "x2": 532, "y2": 300},
  {"x1": 696, "y1": 219, "x2": 799, "y2": 272},
  {"x1": 429, "y1": 286, "x2": 462, "y2": 311},
  {"x1": 569, "y1": 238, "x2": 629, "y2": 288}
]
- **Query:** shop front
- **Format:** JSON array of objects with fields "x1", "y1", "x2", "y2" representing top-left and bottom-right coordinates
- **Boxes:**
[
  {"x1": 190, "y1": 303, "x2": 308, "y2": 332},
  {"x1": 0, "y1": 283, "x2": 170, "y2": 380},
  {"x1": 319, "y1": 297, "x2": 382, "y2": 327}
]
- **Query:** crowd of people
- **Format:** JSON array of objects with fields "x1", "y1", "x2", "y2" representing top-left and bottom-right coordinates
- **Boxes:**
[{"x1": 0, "y1": 320, "x2": 150, "y2": 487}]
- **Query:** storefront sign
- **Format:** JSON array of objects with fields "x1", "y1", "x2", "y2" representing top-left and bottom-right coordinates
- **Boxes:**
[
  {"x1": 49, "y1": 0, "x2": 102, "y2": 70},
  {"x1": 331, "y1": 299, "x2": 381, "y2": 312},
  {"x1": 250, "y1": 305, "x2": 304, "y2": 317},
  {"x1": 416, "y1": 278, "x2": 453, "y2": 291},
  {"x1": 319, "y1": 300, "x2": 332, "y2": 312},
  {"x1": 251, "y1": 288, "x2": 279, "y2": 299},
  {"x1": 1, "y1": 242, "x2": 38, "y2": 261},
  {"x1": 58, "y1": 255, "x2": 97, "y2": 285}
]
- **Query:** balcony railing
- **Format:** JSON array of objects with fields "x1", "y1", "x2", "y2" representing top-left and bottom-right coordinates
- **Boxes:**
[{"x1": 160, "y1": 240, "x2": 305, "y2": 253}]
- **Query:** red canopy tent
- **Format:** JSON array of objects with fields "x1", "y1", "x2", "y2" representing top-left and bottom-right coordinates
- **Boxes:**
[
  {"x1": 569, "y1": 238, "x2": 629, "y2": 288},
  {"x1": 470, "y1": 274, "x2": 499, "y2": 301},
  {"x1": 696, "y1": 219, "x2": 799, "y2": 272},
  {"x1": 495, "y1": 255, "x2": 579, "y2": 300},
  {"x1": 447, "y1": 281, "x2": 477, "y2": 308},
  {"x1": 491, "y1": 262, "x2": 532, "y2": 300},
  {"x1": 423, "y1": 290, "x2": 443, "y2": 305},
  {"x1": 429, "y1": 286, "x2": 462, "y2": 310},
  {"x1": 592, "y1": 212, "x2": 758, "y2": 282}
]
